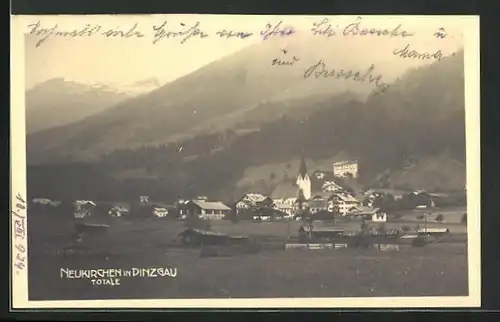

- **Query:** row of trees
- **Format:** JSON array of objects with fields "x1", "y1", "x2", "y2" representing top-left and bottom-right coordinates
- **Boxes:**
[{"x1": 367, "y1": 191, "x2": 466, "y2": 213}]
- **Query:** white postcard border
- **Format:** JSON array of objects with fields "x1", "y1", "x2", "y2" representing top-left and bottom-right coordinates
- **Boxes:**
[{"x1": 10, "y1": 14, "x2": 481, "y2": 309}]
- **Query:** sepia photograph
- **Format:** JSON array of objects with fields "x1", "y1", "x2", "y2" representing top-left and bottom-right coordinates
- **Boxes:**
[{"x1": 10, "y1": 14, "x2": 480, "y2": 308}]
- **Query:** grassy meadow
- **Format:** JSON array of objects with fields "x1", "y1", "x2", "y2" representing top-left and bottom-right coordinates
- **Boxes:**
[{"x1": 27, "y1": 211, "x2": 469, "y2": 301}]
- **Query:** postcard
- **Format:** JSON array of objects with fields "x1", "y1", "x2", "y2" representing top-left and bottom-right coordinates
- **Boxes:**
[{"x1": 10, "y1": 14, "x2": 480, "y2": 309}]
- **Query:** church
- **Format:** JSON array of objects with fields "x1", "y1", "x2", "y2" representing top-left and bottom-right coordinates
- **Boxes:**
[
  {"x1": 296, "y1": 156, "x2": 312, "y2": 201},
  {"x1": 270, "y1": 156, "x2": 312, "y2": 203}
]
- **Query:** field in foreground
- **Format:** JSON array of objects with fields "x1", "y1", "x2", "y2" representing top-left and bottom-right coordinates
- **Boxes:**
[{"x1": 27, "y1": 214, "x2": 469, "y2": 301}]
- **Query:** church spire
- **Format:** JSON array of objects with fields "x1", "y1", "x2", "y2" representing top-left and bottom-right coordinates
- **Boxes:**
[
  {"x1": 298, "y1": 155, "x2": 308, "y2": 178},
  {"x1": 296, "y1": 154, "x2": 311, "y2": 201}
]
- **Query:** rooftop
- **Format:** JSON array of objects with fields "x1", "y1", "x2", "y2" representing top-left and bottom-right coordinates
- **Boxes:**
[
  {"x1": 300, "y1": 226, "x2": 344, "y2": 233},
  {"x1": 191, "y1": 200, "x2": 231, "y2": 211},
  {"x1": 417, "y1": 228, "x2": 450, "y2": 233},
  {"x1": 298, "y1": 155, "x2": 308, "y2": 177},
  {"x1": 274, "y1": 203, "x2": 294, "y2": 209},
  {"x1": 180, "y1": 228, "x2": 227, "y2": 236},
  {"x1": 307, "y1": 199, "x2": 329, "y2": 208},
  {"x1": 150, "y1": 202, "x2": 176, "y2": 209},
  {"x1": 334, "y1": 193, "x2": 358, "y2": 203},
  {"x1": 350, "y1": 206, "x2": 380, "y2": 215},
  {"x1": 111, "y1": 206, "x2": 129, "y2": 212},
  {"x1": 240, "y1": 193, "x2": 269, "y2": 203},
  {"x1": 273, "y1": 197, "x2": 297, "y2": 204},
  {"x1": 333, "y1": 160, "x2": 358, "y2": 166},
  {"x1": 74, "y1": 200, "x2": 96, "y2": 206},
  {"x1": 365, "y1": 188, "x2": 409, "y2": 196},
  {"x1": 311, "y1": 191, "x2": 334, "y2": 200}
]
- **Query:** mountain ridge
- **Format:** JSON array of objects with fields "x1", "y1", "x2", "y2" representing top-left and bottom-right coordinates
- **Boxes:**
[
  {"x1": 26, "y1": 36, "x2": 440, "y2": 161},
  {"x1": 25, "y1": 77, "x2": 162, "y2": 134}
]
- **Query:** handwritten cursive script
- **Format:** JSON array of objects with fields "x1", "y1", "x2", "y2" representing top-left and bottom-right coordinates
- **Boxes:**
[
  {"x1": 303, "y1": 60, "x2": 390, "y2": 94},
  {"x1": 12, "y1": 193, "x2": 27, "y2": 273},
  {"x1": 100, "y1": 23, "x2": 145, "y2": 39},
  {"x1": 152, "y1": 21, "x2": 209, "y2": 44},
  {"x1": 434, "y1": 27, "x2": 447, "y2": 39},
  {"x1": 311, "y1": 18, "x2": 338, "y2": 37},
  {"x1": 393, "y1": 44, "x2": 444, "y2": 61},
  {"x1": 343, "y1": 17, "x2": 414, "y2": 38},
  {"x1": 261, "y1": 21, "x2": 295, "y2": 40},
  {"x1": 215, "y1": 29, "x2": 253, "y2": 39},
  {"x1": 27, "y1": 21, "x2": 102, "y2": 47},
  {"x1": 272, "y1": 49, "x2": 300, "y2": 66}
]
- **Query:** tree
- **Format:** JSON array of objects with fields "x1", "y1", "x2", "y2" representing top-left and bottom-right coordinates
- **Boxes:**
[
  {"x1": 372, "y1": 194, "x2": 385, "y2": 208},
  {"x1": 435, "y1": 214, "x2": 444, "y2": 222},
  {"x1": 401, "y1": 225, "x2": 411, "y2": 232},
  {"x1": 416, "y1": 214, "x2": 425, "y2": 220},
  {"x1": 397, "y1": 194, "x2": 415, "y2": 211},
  {"x1": 269, "y1": 172, "x2": 276, "y2": 181},
  {"x1": 229, "y1": 210, "x2": 239, "y2": 223},
  {"x1": 461, "y1": 213, "x2": 467, "y2": 224},
  {"x1": 376, "y1": 223, "x2": 387, "y2": 234},
  {"x1": 360, "y1": 217, "x2": 369, "y2": 236},
  {"x1": 380, "y1": 194, "x2": 396, "y2": 213}
]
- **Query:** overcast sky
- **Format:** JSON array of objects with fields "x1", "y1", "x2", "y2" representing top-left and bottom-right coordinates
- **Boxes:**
[{"x1": 22, "y1": 15, "x2": 466, "y2": 89}]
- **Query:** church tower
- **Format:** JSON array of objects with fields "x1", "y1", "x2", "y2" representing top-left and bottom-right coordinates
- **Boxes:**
[{"x1": 296, "y1": 156, "x2": 311, "y2": 200}]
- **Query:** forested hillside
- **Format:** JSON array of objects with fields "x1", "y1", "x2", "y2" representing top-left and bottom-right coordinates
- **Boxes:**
[{"x1": 27, "y1": 51, "x2": 465, "y2": 202}]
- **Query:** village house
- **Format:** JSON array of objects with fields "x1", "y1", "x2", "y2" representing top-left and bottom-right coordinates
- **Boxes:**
[
  {"x1": 322, "y1": 181, "x2": 343, "y2": 192},
  {"x1": 272, "y1": 197, "x2": 298, "y2": 216},
  {"x1": 333, "y1": 160, "x2": 359, "y2": 178},
  {"x1": 235, "y1": 193, "x2": 274, "y2": 214},
  {"x1": 153, "y1": 207, "x2": 169, "y2": 218},
  {"x1": 150, "y1": 202, "x2": 176, "y2": 215},
  {"x1": 175, "y1": 199, "x2": 191, "y2": 217},
  {"x1": 73, "y1": 200, "x2": 96, "y2": 219},
  {"x1": 330, "y1": 192, "x2": 359, "y2": 216},
  {"x1": 272, "y1": 203, "x2": 295, "y2": 216},
  {"x1": 186, "y1": 199, "x2": 232, "y2": 220},
  {"x1": 364, "y1": 189, "x2": 407, "y2": 201},
  {"x1": 361, "y1": 192, "x2": 383, "y2": 207},
  {"x1": 427, "y1": 192, "x2": 449, "y2": 205},
  {"x1": 349, "y1": 206, "x2": 387, "y2": 222},
  {"x1": 32, "y1": 198, "x2": 61, "y2": 207},
  {"x1": 307, "y1": 199, "x2": 329, "y2": 214},
  {"x1": 313, "y1": 170, "x2": 328, "y2": 180},
  {"x1": 311, "y1": 191, "x2": 334, "y2": 201},
  {"x1": 138, "y1": 202, "x2": 174, "y2": 218},
  {"x1": 108, "y1": 205, "x2": 129, "y2": 217},
  {"x1": 274, "y1": 197, "x2": 298, "y2": 206},
  {"x1": 411, "y1": 190, "x2": 436, "y2": 208},
  {"x1": 355, "y1": 194, "x2": 368, "y2": 205}
]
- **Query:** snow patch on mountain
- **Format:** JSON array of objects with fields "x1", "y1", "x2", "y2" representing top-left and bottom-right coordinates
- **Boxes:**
[{"x1": 82, "y1": 77, "x2": 162, "y2": 96}]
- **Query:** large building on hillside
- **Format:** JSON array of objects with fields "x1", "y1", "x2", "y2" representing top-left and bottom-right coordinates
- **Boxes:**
[{"x1": 333, "y1": 160, "x2": 359, "y2": 178}]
